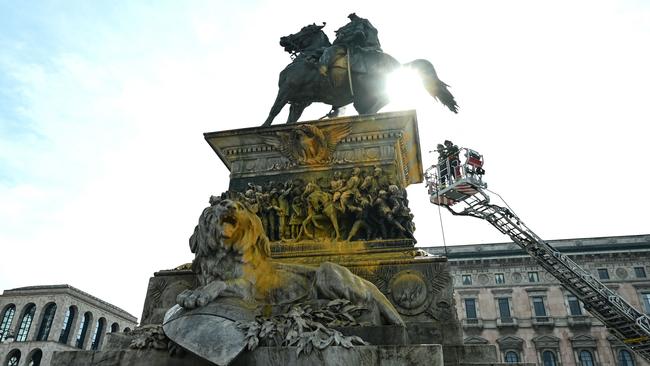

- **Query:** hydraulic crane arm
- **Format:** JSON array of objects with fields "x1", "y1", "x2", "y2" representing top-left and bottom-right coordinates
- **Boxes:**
[{"x1": 426, "y1": 146, "x2": 650, "y2": 361}]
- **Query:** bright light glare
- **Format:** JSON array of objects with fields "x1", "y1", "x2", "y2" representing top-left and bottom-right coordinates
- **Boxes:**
[{"x1": 385, "y1": 67, "x2": 425, "y2": 110}]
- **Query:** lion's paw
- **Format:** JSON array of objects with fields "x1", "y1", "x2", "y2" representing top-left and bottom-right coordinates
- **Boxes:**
[
  {"x1": 176, "y1": 288, "x2": 213, "y2": 309},
  {"x1": 176, "y1": 281, "x2": 227, "y2": 309}
]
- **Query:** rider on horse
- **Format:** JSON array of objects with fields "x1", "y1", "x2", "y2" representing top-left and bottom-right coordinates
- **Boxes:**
[
  {"x1": 319, "y1": 13, "x2": 382, "y2": 77},
  {"x1": 262, "y1": 15, "x2": 457, "y2": 126}
]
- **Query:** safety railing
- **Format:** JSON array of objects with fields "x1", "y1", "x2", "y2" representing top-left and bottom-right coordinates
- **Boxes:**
[{"x1": 425, "y1": 147, "x2": 486, "y2": 195}]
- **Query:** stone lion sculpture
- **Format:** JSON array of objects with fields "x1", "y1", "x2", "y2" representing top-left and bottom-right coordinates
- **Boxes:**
[{"x1": 176, "y1": 196, "x2": 404, "y2": 326}]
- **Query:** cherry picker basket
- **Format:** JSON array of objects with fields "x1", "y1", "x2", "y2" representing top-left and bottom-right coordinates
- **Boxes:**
[{"x1": 425, "y1": 147, "x2": 487, "y2": 206}]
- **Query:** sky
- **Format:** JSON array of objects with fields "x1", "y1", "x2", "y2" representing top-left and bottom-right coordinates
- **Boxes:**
[{"x1": 1, "y1": 0, "x2": 649, "y2": 319}]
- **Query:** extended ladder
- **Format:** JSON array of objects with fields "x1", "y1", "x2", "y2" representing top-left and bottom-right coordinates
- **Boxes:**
[{"x1": 426, "y1": 147, "x2": 650, "y2": 361}]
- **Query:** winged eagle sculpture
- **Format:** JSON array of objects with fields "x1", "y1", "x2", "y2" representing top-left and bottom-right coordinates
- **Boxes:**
[{"x1": 261, "y1": 123, "x2": 351, "y2": 165}]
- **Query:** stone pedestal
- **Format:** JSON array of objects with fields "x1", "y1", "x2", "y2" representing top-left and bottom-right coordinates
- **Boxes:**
[
  {"x1": 205, "y1": 111, "x2": 462, "y2": 346},
  {"x1": 143, "y1": 112, "x2": 471, "y2": 364},
  {"x1": 53, "y1": 344, "x2": 444, "y2": 366},
  {"x1": 54, "y1": 111, "x2": 500, "y2": 366},
  {"x1": 232, "y1": 344, "x2": 443, "y2": 366}
]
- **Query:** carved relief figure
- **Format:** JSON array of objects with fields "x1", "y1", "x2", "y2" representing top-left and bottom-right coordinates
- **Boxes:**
[
  {"x1": 338, "y1": 167, "x2": 362, "y2": 213},
  {"x1": 330, "y1": 171, "x2": 345, "y2": 204},
  {"x1": 298, "y1": 182, "x2": 341, "y2": 241},
  {"x1": 360, "y1": 166, "x2": 388, "y2": 197},
  {"x1": 374, "y1": 190, "x2": 414, "y2": 240},
  {"x1": 277, "y1": 183, "x2": 292, "y2": 239},
  {"x1": 289, "y1": 196, "x2": 305, "y2": 239},
  {"x1": 346, "y1": 194, "x2": 373, "y2": 241}
]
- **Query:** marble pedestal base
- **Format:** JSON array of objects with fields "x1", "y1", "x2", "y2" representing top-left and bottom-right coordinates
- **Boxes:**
[{"x1": 52, "y1": 344, "x2": 444, "y2": 366}]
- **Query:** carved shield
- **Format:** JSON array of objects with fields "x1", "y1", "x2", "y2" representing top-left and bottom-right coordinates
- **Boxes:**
[{"x1": 163, "y1": 298, "x2": 258, "y2": 366}]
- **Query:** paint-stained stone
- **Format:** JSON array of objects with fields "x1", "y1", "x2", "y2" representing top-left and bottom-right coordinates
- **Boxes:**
[{"x1": 53, "y1": 112, "x2": 500, "y2": 365}]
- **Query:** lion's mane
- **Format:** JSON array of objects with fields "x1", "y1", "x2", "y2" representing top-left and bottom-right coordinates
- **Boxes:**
[{"x1": 189, "y1": 198, "x2": 279, "y2": 300}]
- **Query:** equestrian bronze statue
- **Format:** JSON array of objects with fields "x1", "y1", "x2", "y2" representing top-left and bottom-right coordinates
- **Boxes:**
[{"x1": 262, "y1": 14, "x2": 458, "y2": 126}]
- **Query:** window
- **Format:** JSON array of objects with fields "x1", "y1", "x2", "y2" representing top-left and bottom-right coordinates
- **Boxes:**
[
  {"x1": 110, "y1": 322, "x2": 119, "y2": 333},
  {"x1": 36, "y1": 303, "x2": 57, "y2": 341},
  {"x1": 464, "y1": 298, "x2": 477, "y2": 319},
  {"x1": 543, "y1": 350, "x2": 557, "y2": 366},
  {"x1": 642, "y1": 293, "x2": 650, "y2": 313},
  {"x1": 498, "y1": 298, "x2": 512, "y2": 319},
  {"x1": 618, "y1": 349, "x2": 635, "y2": 366},
  {"x1": 505, "y1": 351, "x2": 519, "y2": 363},
  {"x1": 0, "y1": 304, "x2": 16, "y2": 341},
  {"x1": 567, "y1": 295, "x2": 583, "y2": 316},
  {"x1": 462, "y1": 274, "x2": 472, "y2": 285},
  {"x1": 91, "y1": 318, "x2": 106, "y2": 350},
  {"x1": 16, "y1": 304, "x2": 36, "y2": 342},
  {"x1": 532, "y1": 296, "x2": 547, "y2": 317},
  {"x1": 59, "y1": 306, "x2": 76, "y2": 344},
  {"x1": 6, "y1": 350, "x2": 20, "y2": 366},
  {"x1": 495, "y1": 273, "x2": 505, "y2": 284},
  {"x1": 528, "y1": 271, "x2": 539, "y2": 282},
  {"x1": 634, "y1": 267, "x2": 647, "y2": 278},
  {"x1": 27, "y1": 349, "x2": 42, "y2": 366},
  {"x1": 579, "y1": 350, "x2": 595, "y2": 366},
  {"x1": 75, "y1": 312, "x2": 92, "y2": 349},
  {"x1": 598, "y1": 268, "x2": 610, "y2": 280}
]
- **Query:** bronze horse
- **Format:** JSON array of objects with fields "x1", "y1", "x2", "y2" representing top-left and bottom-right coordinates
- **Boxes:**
[{"x1": 262, "y1": 24, "x2": 458, "y2": 126}]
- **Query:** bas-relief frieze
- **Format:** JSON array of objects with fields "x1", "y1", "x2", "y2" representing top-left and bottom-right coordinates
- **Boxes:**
[
  {"x1": 218, "y1": 165, "x2": 416, "y2": 243},
  {"x1": 229, "y1": 139, "x2": 402, "y2": 177}
]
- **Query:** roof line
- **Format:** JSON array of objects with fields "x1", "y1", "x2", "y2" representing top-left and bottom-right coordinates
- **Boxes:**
[{"x1": 3, "y1": 284, "x2": 137, "y2": 321}]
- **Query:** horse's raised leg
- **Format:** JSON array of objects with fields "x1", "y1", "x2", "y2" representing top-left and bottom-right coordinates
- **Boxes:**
[
  {"x1": 262, "y1": 87, "x2": 290, "y2": 127},
  {"x1": 287, "y1": 101, "x2": 311, "y2": 123},
  {"x1": 297, "y1": 215, "x2": 314, "y2": 240},
  {"x1": 311, "y1": 214, "x2": 327, "y2": 230}
]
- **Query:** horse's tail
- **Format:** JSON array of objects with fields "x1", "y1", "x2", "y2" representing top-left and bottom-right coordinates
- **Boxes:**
[{"x1": 404, "y1": 59, "x2": 458, "y2": 113}]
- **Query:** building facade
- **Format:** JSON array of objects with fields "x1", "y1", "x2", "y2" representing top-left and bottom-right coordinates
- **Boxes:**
[
  {"x1": 0, "y1": 285, "x2": 137, "y2": 366},
  {"x1": 425, "y1": 234, "x2": 650, "y2": 366}
]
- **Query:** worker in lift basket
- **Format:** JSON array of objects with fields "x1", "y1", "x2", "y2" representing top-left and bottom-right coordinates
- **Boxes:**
[
  {"x1": 436, "y1": 143, "x2": 449, "y2": 187},
  {"x1": 444, "y1": 140, "x2": 461, "y2": 182}
]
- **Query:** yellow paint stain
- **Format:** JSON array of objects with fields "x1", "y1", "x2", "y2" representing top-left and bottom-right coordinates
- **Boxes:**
[{"x1": 624, "y1": 336, "x2": 649, "y2": 344}]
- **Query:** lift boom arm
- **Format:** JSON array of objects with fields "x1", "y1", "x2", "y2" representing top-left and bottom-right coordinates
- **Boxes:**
[{"x1": 426, "y1": 150, "x2": 650, "y2": 361}]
